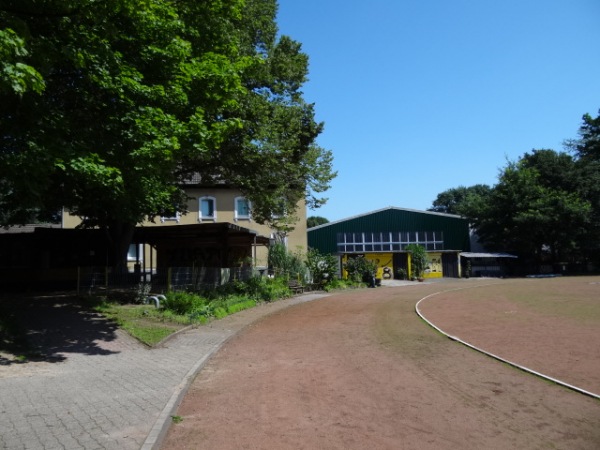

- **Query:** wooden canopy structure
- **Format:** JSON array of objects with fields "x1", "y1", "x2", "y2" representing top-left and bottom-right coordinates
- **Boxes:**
[{"x1": 132, "y1": 223, "x2": 271, "y2": 269}]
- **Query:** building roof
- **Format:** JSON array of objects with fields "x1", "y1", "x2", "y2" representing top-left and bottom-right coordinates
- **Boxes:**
[
  {"x1": 460, "y1": 252, "x2": 518, "y2": 258},
  {"x1": 308, "y1": 206, "x2": 463, "y2": 231},
  {"x1": 133, "y1": 223, "x2": 270, "y2": 246}
]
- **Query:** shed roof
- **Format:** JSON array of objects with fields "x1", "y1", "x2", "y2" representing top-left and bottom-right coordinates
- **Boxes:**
[
  {"x1": 133, "y1": 223, "x2": 270, "y2": 246},
  {"x1": 308, "y1": 206, "x2": 462, "y2": 231}
]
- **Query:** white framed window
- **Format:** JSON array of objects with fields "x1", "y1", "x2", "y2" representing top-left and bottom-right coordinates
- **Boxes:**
[
  {"x1": 160, "y1": 212, "x2": 180, "y2": 223},
  {"x1": 199, "y1": 196, "x2": 217, "y2": 221},
  {"x1": 234, "y1": 197, "x2": 251, "y2": 221}
]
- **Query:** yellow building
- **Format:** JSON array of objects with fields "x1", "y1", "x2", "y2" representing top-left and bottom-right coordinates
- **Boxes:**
[{"x1": 63, "y1": 186, "x2": 308, "y2": 271}]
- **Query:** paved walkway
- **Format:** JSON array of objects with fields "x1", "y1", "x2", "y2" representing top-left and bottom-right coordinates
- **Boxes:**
[{"x1": 0, "y1": 292, "x2": 331, "y2": 450}]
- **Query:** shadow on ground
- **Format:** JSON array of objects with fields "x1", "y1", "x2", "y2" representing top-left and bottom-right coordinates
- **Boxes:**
[{"x1": 0, "y1": 294, "x2": 121, "y2": 365}]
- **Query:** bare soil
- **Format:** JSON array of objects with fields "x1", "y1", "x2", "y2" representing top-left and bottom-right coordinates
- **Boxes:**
[{"x1": 162, "y1": 278, "x2": 600, "y2": 450}]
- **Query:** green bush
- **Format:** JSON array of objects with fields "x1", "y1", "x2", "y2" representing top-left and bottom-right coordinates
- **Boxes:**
[
  {"x1": 406, "y1": 244, "x2": 428, "y2": 279},
  {"x1": 343, "y1": 256, "x2": 377, "y2": 283},
  {"x1": 258, "y1": 277, "x2": 291, "y2": 301},
  {"x1": 162, "y1": 291, "x2": 208, "y2": 315},
  {"x1": 213, "y1": 306, "x2": 228, "y2": 319},
  {"x1": 268, "y1": 243, "x2": 310, "y2": 282},
  {"x1": 305, "y1": 248, "x2": 338, "y2": 286}
]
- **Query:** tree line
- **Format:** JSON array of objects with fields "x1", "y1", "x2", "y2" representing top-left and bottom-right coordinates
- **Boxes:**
[
  {"x1": 430, "y1": 111, "x2": 600, "y2": 268},
  {"x1": 0, "y1": 0, "x2": 335, "y2": 269}
]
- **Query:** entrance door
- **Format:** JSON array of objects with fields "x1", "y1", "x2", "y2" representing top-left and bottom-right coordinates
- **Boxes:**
[
  {"x1": 442, "y1": 253, "x2": 459, "y2": 278},
  {"x1": 392, "y1": 253, "x2": 409, "y2": 279}
]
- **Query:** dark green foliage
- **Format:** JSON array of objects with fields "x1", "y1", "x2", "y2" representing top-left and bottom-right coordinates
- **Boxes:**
[
  {"x1": 305, "y1": 248, "x2": 337, "y2": 286},
  {"x1": 405, "y1": 244, "x2": 428, "y2": 279},
  {"x1": 343, "y1": 256, "x2": 377, "y2": 283},
  {"x1": 434, "y1": 111, "x2": 600, "y2": 266},
  {"x1": 0, "y1": 0, "x2": 335, "y2": 268},
  {"x1": 268, "y1": 243, "x2": 309, "y2": 281},
  {"x1": 162, "y1": 292, "x2": 209, "y2": 316},
  {"x1": 307, "y1": 216, "x2": 329, "y2": 228},
  {"x1": 429, "y1": 185, "x2": 492, "y2": 216}
]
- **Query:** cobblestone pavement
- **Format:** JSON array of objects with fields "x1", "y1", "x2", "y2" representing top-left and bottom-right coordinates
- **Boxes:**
[{"x1": 0, "y1": 292, "x2": 330, "y2": 450}]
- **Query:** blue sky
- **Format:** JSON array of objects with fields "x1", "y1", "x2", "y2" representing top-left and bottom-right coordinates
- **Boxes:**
[{"x1": 276, "y1": 0, "x2": 600, "y2": 222}]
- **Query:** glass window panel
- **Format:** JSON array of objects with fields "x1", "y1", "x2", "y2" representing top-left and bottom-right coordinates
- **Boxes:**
[
  {"x1": 392, "y1": 244, "x2": 401, "y2": 251},
  {"x1": 364, "y1": 233, "x2": 373, "y2": 243},
  {"x1": 354, "y1": 232, "x2": 363, "y2": 243},
  {"x1": 374, "y1": 244, "x2": 382, "y2": 251},
  {"x1": 200, "y1": 198, "x2": 215, "y2": 217},
  {"x1": 364, "y1": 244, "x2": 373, "y2": 252},
  {"x1": 235, "y1": 198, "x2": 250, "y2": 217},
  {"x1": 127, "y1": 244, "x2": 139, "y2": 261}
]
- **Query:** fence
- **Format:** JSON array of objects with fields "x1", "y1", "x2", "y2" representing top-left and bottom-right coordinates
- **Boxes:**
[{"x1": 78, "y1": 266, "x2": 262, "y2": 295}]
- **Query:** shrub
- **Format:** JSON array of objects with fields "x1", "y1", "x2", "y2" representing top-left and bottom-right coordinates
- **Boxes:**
[
  {"x1": 343, "y1": 256, "x2": 377, "y2": 283},
  {"x1": 268, "y1": 243, "x2": 310, "y2": 282},
  {"x1": 260, "y1": 277, "x2": 291, "y2": 302},
  {"x1": 406, "y1": 244, "x2": 428, "y2": 279},
  {"x1": 213, "y1": 307, "x2": 228, "y2": 319},
  {"x1": 305, "y1": 249, "x2": 338, "y2": 286},
  {"x1": 162, "y1": 291, "x2": 208, "y2": 315}
]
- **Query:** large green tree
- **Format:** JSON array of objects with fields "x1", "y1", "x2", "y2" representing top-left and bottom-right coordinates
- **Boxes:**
[
  {"x1": 307, "y1": 215, "x2": 329, "y2": 228},
  {"x1": 468, "y1": 150, "x2": 591, "y2": 262},
  {"x1": 0, "y1": 0, "x2": 335, "y2": 268},
  {"x1": 566, "y1": 110, "x2": 600, "y2": 258},
  {"x1": 429, "y1": 184, "x2": 492, "y2": 215},
  {"x1": 433, "y1": 111, "x2": 600, "y2": 267}
]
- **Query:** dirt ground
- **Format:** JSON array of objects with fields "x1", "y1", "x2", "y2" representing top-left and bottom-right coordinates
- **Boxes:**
[{"x1": 162, "y1": 278, "x2": 600, "y2": 450}]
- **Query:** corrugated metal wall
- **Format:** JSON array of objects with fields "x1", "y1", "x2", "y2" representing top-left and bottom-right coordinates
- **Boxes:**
[{"x1": 308, "y1": 208, "x2": 471, "y2": 254}]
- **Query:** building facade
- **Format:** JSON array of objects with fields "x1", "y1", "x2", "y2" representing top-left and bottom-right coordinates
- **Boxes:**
[
  {"x1": 308, "y1": 207, "x2": 471, "y2": 279},
  {"x1": 63, "y1": 186, "x2": 308, "y2": 270}
]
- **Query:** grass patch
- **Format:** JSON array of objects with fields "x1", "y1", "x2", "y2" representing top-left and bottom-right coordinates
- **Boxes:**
[
  {"x1": 92, "y1": 278, "x2": 290, "y2": 346},
  {"x1": 93, "y1": 302, "x2": 188, "y2": 346}
]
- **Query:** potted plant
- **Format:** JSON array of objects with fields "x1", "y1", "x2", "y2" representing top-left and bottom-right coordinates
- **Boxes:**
[{"x1": 406, "y1": 244, "x2": 428, "y2": 281}]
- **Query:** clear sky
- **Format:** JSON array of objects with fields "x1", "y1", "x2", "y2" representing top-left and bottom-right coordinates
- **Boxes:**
[{"x1": 275, "y1": 0, "x2": 600, "y2": 222}]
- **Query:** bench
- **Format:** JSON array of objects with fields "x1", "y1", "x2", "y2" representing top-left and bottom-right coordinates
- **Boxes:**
[{"x1": 288, "y1": 280, "x2": 304, "y2": 294}]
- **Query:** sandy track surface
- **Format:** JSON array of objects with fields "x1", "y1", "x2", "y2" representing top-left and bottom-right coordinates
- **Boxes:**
[{"x1": 162, "y1": 279, "x2": 600, "y2": 449}]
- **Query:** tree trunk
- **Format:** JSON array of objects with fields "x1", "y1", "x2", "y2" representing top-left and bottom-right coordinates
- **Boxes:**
[{"x1": 106, "y1": 221, "x2": 135, "y2": 273}]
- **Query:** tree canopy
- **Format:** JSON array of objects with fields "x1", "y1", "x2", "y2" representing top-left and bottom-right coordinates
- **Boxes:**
[
  {"x1": 432, "y1": 111, "x2": 600, "y2": 266},
  {"x1": 429, "y1": 184, "x2": 491, "y2": 215},
  {"x1": 0, "y1": 0, "x2": 335, "y2": 266},
  {"x1": 307, "y1": 215, "x2": 329, "y2": 228}
]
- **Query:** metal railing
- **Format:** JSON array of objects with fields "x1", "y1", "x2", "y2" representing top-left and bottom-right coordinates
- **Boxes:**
[{"x1": 78, "y1": 266, "x2": 261, "y2": 295}]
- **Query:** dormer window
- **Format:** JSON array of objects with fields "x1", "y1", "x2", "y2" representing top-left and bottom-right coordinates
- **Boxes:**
[
  {"x1": 234, "y1": 197, "x2": 251, "y2": 221},
  {"x1": 199, "y1": 196, "x2": 216, "y2": 221}
]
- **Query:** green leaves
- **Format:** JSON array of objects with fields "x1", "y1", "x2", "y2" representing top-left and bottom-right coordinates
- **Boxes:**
[
  {"x1": 0, "y1": 29, "x2": 45, "y2": 94},
  {"x1": 0, "y1": 0, "x2": 335, "y2": 250}
]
